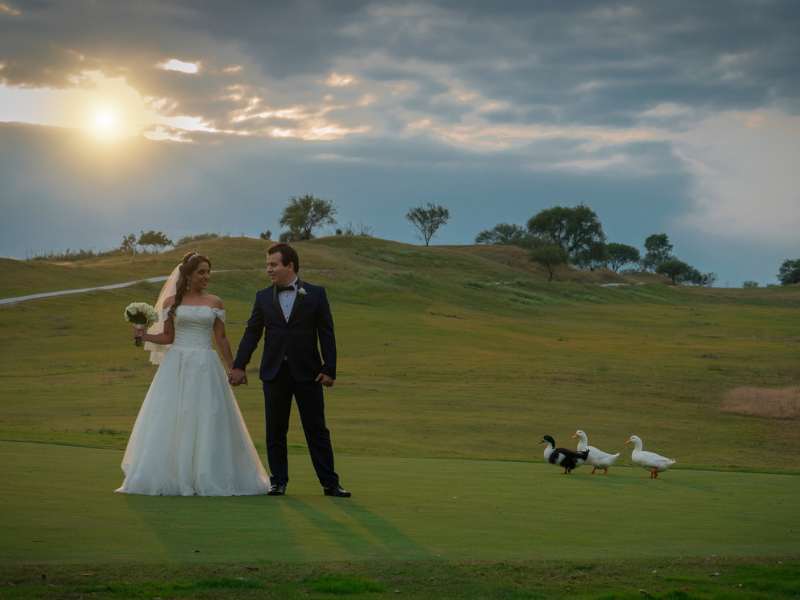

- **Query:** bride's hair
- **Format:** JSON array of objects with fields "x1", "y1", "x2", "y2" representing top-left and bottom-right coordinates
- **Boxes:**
[{"x1": 168, "y1": 251, "x2": 212, "y2": 320}]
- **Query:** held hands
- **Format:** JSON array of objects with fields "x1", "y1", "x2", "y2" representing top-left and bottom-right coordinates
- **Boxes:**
[
  {"x1": 133, "y1": 326, "x2": 145, "y2": 346},
  {"x1": 316, "y1": 373, "x2": 335, "y2": 387},
  {"x1": 228, "y1": 368, "x2": 248, "y2": 386}
]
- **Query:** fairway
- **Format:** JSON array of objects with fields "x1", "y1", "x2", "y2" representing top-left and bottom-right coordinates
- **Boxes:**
[{"x1": 3, "y1": 440, "x2": 798, "y2": 565}]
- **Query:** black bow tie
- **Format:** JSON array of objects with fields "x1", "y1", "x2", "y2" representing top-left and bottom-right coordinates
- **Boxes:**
[{"x1": 276, "y1": 285, "x2": 296, "y2": 293}]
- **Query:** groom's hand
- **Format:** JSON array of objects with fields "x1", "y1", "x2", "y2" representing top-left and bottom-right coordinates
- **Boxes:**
[
  {"x1": 316, "y1": 373, "x2": 334, "y2": 387},
  {"x1": 229, "y1": 368, "x2": 247, "y2": 386}
]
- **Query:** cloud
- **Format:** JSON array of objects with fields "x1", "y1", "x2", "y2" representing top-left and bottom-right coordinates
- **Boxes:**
[
  {"x1": 673, "y1": 108, "x2": 800, "y2": 244},
  {"x1": 2, "y1": 1, "x2": 798, "y2": 143},
  {"x1": 156, "y1": 58, "x2": 200, "y2": 74},
  {"x1": 325, "y1": 72, "x2": 356, "y2": 87},
  {"x1": 0, "y1": 2, "x2": 20, "y2": 16},
  {"x1": 1, "y1": 0, "x2": 799, "y2": 283}
]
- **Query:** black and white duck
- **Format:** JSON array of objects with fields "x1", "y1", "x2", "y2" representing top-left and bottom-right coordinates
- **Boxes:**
[{"x1": 541, "y1": 435, "x2": 589, "y2": 474}]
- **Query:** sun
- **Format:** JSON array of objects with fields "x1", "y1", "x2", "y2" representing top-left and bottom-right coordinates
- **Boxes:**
[{"x1": 89, "y1": 106, "x2": 122, "y2": 140}]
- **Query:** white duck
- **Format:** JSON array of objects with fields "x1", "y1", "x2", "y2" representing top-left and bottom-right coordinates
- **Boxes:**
[
  {"x1": 625, "y1": 435, "x2": 676, "y2": 479},
  {"x1": 571, "y1": 429, "x2": 620, "y2": 475}
]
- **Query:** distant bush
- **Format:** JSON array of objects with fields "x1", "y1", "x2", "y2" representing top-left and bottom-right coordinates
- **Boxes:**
[
  {"x1": 743, "y1": 281, "x2": 759, "y2": 288},
  {"x1": 177, "y1": 233, "x2": 219, "y2": 245},
  {"x1": 337, "y1": 222, "x2": 373, "y2": 237},
  {"x1": 475, "y1": 223, "x2": 528, "y2": 246},
  {"x1": 259, "y1": 230, "x2": 272, "y2": 241},
  {"x1": 30, "y1": 248, "x2": 121, "y2": 262}
]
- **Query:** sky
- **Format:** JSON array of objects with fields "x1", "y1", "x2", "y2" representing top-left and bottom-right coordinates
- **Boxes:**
[{"x1": 1, "y1": 0, "x2": 798, "y2": 286}]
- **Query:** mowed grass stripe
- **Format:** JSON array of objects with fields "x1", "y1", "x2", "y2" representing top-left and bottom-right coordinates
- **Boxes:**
[{"x1": 2, "y1": 441, "x2": 797, "y2": 564}]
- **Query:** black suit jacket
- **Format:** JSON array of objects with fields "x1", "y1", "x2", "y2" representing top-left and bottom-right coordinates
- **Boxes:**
[{"x1": 233, "y1": 281, "x2": 336, "y2": 382}]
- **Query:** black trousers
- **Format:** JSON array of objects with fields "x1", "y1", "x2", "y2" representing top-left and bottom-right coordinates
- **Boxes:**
[{"x1": 262, "y1": 362, "x2": 339, "y2": 488}]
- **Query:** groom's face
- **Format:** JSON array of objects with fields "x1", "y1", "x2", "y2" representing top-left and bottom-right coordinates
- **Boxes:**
[{"x1": 266, "y1": 251, "x2": 295, "y2": 285}]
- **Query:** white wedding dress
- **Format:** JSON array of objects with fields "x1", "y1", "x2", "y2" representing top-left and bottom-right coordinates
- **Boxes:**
[{"x1": 116, "y1": 305, "x2": 269, "y2": 496}]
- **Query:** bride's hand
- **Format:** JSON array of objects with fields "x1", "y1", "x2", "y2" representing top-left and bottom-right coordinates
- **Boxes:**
[{"x1": 132, "y1": 326, "x2": 145, "y2": 345}]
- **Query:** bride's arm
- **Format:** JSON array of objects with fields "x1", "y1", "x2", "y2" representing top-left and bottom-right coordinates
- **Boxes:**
[
  {"x1": 138, "y1": 297, "x2": 176, "y2": 345},
  {"x1": 139, "y1": 317, "x2": 175, "y2": 345},
  {"x1": 211, "y1": 299, "x2": 234, "y2": 372},
  {"x1": 214, "y1": 320, "x2": 234, "y2": 372}
]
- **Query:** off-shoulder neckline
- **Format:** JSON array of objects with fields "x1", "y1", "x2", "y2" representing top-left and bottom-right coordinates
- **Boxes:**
[{"x1": 175, "y1": 305, "x2": 223, "y2": 310}]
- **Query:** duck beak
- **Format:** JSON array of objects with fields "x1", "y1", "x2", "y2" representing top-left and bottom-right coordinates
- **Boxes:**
[
  {"x1": 624, "y1": 439, "x2": 631, "y2": 446},
  {"x1": 571, "y1": 432, "x2": 577, "y2": 439}
]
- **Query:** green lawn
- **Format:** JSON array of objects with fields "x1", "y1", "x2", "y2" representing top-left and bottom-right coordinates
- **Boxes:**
[
  {"x1": 1, "y1": 236, "x2": 799, "y2": 597},
  {"x1": 3, "y1": 440, "x2": 799, "y2": 565}
]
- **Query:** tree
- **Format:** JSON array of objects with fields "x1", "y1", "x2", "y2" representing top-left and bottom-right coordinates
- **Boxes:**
[
  {"x1": 700, "y1": 272, "x2": 717, "y2": 287},
  {"x1": 137, "y1": 230, "x2": 173, "y2": 253},
  {"x1": 606, "y1": 243, "x2": 641, "y2": 272},
  {"x1": 642, "y1": 233, "x2": 673, "y2": 271},
  {"x1": 279, "y1": 195, "x2": 336, "y2": 241},
  {"x1": 743, "y1": 280, "x2": 759, "y2": 288},
  {"x1": 259, "y1": 230, "x2": 272, "y2": 241},
  {"x1": 576, "y1": 241, "x2": 609, "y2": 271},
  {"x1": 530, "y1": 244, "x2": 568, "y2": 282},
  {"x1": 406, "y1": 203, "x2": 450, "y2": 246},
  {"x1": 656, "y1": 258, "x2": 693, "y2": 284},
  {"x1": 778, "y1": 259, "x2": 800, "y2": 285},
  {"x1": 120, "y1": 233, "x2": 137, "y2": 255},
  {"x1": 475, "y1": 223, "x2": 528, "y2": 246},
  {"x1": 526, "y1": 205, "x2": 606, "y2": 268}
]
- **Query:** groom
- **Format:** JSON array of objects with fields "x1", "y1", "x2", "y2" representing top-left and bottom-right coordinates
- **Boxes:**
[{"x1": 229, "y1": 243, "x2": 350, "y2": 497}]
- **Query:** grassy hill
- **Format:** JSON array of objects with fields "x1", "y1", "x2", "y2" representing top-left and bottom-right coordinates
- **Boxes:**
[
  {"x1": 2, "y1": 236, "x2": 798, "y2": 468},
  {"x1": 1, "y1": 236, "x2": 799, "y2": 597}
]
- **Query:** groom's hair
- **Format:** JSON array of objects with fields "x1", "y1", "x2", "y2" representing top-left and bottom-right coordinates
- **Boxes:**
[{"x1": 268, "y1": 243, "x2": 300, "y2": 273}]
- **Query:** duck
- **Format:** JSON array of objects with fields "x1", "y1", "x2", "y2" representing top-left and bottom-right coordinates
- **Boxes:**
[
  {"x1": 541, "y1": 435, "x2": 589, "y2": 474},
  {"x1": 571, "y1": 429, "x2": 620, "y2": 475},
  {"x1": 625, "y1": 435, "x2": 676, "y2": 479}
]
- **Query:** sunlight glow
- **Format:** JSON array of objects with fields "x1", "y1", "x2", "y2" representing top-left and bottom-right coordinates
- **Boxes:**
[{"x1": 88, "y1": 106, "x2": 123, "y2": 140}]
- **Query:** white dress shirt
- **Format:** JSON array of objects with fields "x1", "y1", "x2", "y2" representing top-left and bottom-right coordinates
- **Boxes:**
[{"x1": 277, "y1": 277, "x2": 299, "y2": 322}]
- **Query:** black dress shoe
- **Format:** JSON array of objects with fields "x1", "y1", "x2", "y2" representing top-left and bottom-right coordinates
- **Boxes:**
[
  {"x1": 323, "y1": 485, "x2": 351, "y2": 498},
  {"x1": 267, "y1": 483, "x2": 286, "y2": 496}
]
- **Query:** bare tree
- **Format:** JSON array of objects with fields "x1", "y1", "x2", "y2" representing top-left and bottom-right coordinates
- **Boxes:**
[{"x1": 406, "y1": 203, "x2": 450, "y2": 246}]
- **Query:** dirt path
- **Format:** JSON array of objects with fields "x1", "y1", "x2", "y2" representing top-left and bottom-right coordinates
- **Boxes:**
[{"x1": 0, "y1": 276, "x2": 171, "y2": 306}]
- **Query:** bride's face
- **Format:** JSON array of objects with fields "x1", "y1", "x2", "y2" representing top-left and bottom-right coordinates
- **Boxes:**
[{"x1": 188, "y1": 261, "x2": 211, "y2": 291}]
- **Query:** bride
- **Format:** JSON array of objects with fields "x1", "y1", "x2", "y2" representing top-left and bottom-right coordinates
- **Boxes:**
[{"x1": 116, "y1": 251, "x2": 269, "y2": 496}]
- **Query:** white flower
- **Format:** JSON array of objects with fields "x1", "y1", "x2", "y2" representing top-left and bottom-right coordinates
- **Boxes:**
[
  {"x1": 298, "y1": 287, "x2": 307, "y2": 296},
  {"x1": 124, "y1": 302, "x2": 158, "y2": 326}
]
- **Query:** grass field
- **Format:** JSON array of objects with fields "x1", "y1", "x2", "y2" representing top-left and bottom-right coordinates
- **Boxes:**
[{"x1": 1, "y1": 236, "x2": 798, "y2": 598}]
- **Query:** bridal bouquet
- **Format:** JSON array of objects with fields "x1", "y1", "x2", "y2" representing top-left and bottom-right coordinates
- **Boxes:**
[{"x1": 124, "y1": 302, "x2": 158, "y2": 346}]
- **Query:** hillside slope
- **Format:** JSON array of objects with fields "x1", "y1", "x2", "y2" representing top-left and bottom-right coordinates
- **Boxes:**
[{"x1": 1, "y1": 236, "x2": 798, "y2": 471}]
